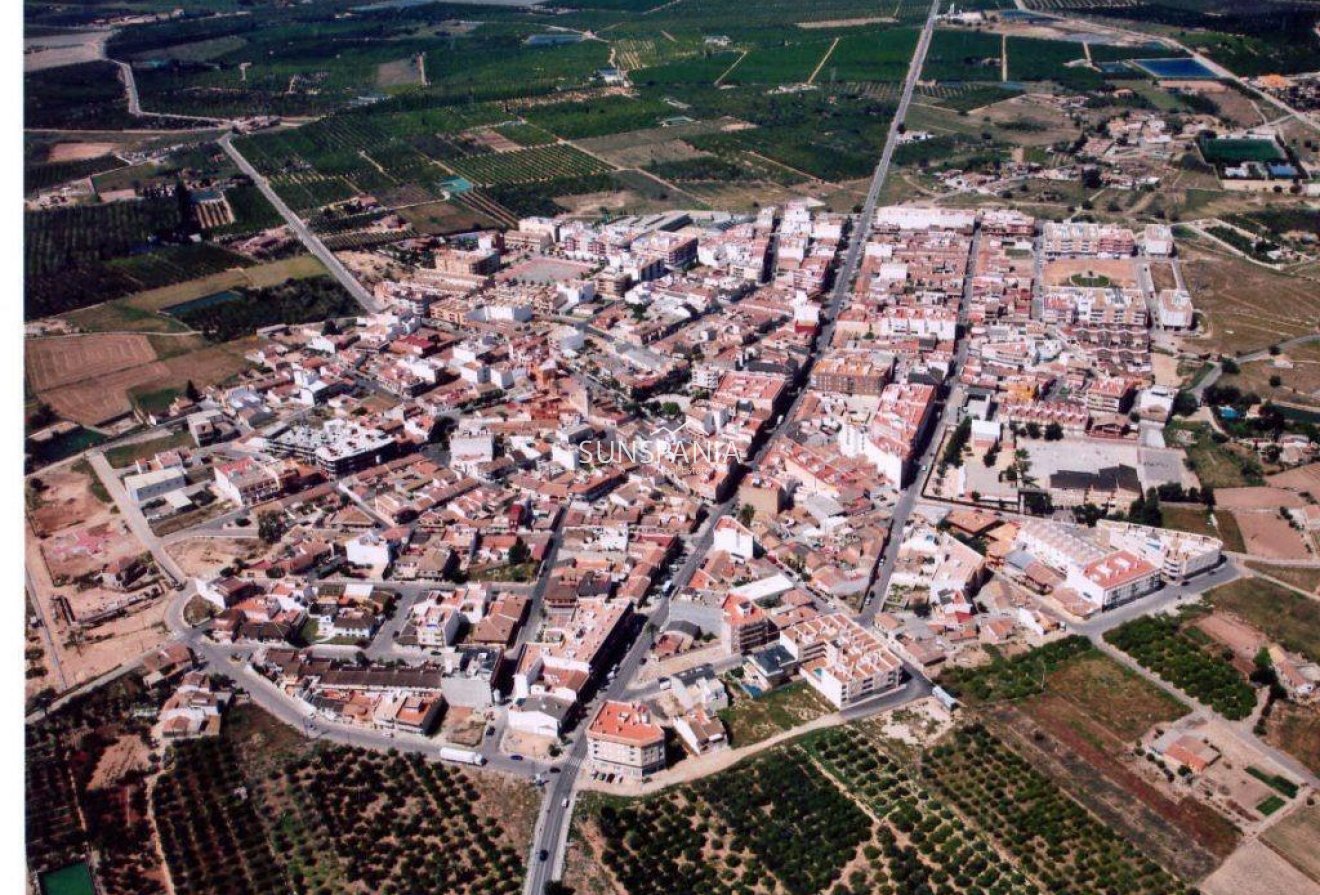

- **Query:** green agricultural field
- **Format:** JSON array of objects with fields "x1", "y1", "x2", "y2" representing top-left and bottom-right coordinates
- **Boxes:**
[
  {"x1": 923, "y1": 28, "x2": 1004, "y2": 82},
  {"x1": 524, "y1": 96, "x2": 680, "y2": 140},
  {"x1": 1105, "y1": 616, "x2": 1257, "y2": 719},
  {"x1": 446, "y1": 144, "x2": 613, "y2": 186}
]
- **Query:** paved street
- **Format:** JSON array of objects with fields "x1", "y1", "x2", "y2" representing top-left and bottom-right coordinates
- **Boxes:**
[
  {"x1": 524, "y1": 1, "x2": 947, "y2": 890},
  {"x1": 860, "y1": 226, "x2": 979, "y2": 623}
]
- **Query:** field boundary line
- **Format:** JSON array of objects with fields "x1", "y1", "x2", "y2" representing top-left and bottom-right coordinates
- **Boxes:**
[
  {"x1": 714, "y1": 50, "x2": 747, "y2": 87},
  {"x1": 808, "y1": 37, "x2": 841, "y2": 86}
]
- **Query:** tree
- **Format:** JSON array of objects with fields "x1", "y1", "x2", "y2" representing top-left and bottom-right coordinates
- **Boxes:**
[
  {"x1": 185, "y1": 380, "x2": 201, "y2": 402},
  {"x1": 508, "y1": 537, "x2": 531, "y2": 566},
  {"x1": 1269, "y1": 375, "x2": 1283, "y2": 388},
  {"x1": 257, "y1": 510, "x2": 285, "y2": 544},
  {"x1": 1043, "y1": 422, "x2": 1064, "y2": 441},
  {"x1": 738, "y1": 504, "x2": 756, "y2": 527}
]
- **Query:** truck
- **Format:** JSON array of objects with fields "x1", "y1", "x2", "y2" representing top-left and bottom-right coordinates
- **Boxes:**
[{"x1": 438, "y1": 746, "x2": 487, "y2": 767}]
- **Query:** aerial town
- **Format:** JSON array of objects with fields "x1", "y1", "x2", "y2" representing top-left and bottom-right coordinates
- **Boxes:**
[{"x1": 20, "y1": 1, "x2": 1320, "y2": 894}]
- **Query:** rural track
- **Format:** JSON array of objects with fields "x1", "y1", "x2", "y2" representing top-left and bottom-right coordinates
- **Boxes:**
[{"x1": 218, "y1": 135, "x2": 381, "y2": 314}]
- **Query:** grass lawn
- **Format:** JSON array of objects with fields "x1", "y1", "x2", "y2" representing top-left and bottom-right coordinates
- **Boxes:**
[
  {"x1": 1206, "y1": 576, "x2": 1320, "y2": 663},
  {"x1": 1243, "y1": 561, "x2": 1320, "y2": 594},
  {"x1": 104, "y1": 429, "x2": 192, "y2": 468},
  {"x1": 717, "y1": 680, "x2": 832, "y2": 747}
]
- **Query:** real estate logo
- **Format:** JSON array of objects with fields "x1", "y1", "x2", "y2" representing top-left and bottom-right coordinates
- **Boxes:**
[{"x1": 578, "y1": 423, "x2": 746, "y2": 468}]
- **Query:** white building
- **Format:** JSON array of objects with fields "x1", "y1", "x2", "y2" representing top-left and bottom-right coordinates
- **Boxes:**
[
  {"x1": 1065, "y1": 550, "x2": 1162, "y2": 608},
  {"x1": 713, "y1": 516, "x2": 756, "y2": 560},
  {"x1": 1098, "y1": 520, "x2": 1222, "y2": 581},
  {"x1": 779, "y1": 615, "x2": 903, "y2": 708}
]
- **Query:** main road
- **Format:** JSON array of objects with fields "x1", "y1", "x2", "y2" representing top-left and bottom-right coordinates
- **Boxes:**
[
  {"x1": 523, "y1": 1, "x2": 947, "y2": 891},
  {"x1": 860, "y1": 224, "x2": 979, "y2": 623},
  {"x1": 218, "y1": 134, "x2": 382, "y2": 313}
]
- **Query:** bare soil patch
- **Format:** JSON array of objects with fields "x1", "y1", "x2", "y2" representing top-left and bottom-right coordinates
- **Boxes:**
[
  {"x1": 1214, "y1": 486, "x2": 1308, "y2": 510},
  {"x1": 1042, "y1": 257, "x2": 1139, "y2": 288},
  {"x1": 47, "y1": 142, "x2": 119, "y2": 163},
  {"x1": 1232, "y1": 510, "x2": 1313, "y2": 561},
  {"x1": 27, "y1": 334, "x2": 157, "y2": 392},
  {"x1": 798, "y1": 15, "x2": 896, "y2": 28},
  {"x1": 1269, "y1": 462, "x2": 1320, "y2": 495},
  {"x1": 1263, "y1": 801, "x2": 1320, "y2": 882},
  {"x1": 1203, "y1": 839, "x2": 1320, "y2": 895},
  {"x1": 43, "y1": 363, "x2": 172, "y2": 426},
  {"x1": 1263, "y1": 701, "x2": 1320, "y2": 777}
]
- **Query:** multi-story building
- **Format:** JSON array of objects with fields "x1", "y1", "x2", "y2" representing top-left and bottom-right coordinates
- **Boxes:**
[
  {"x1": 213, "y1": 457, "x2": 294, "y2": 507},
  {"x1": 779, "y1": 615, "x2": 903, "y2": 708},
  {"x1": 1065, "y1": 550, "x2": 1162, "y2": 608},
  {"x1": 268, "y1": 420, "x2": 396, "y2": 477},
  {"x1": 587, "y1": 701, "x2": 666, "y2": 779},
  {"x1": 1097, "y1": 520, "x2": 1222, "y2": 581},
  {"x1": 721, "y1": 594, "x2": 775, "y2": 655}
]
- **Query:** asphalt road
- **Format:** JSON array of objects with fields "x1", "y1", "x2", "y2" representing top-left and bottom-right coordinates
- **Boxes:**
[
  {"x1": 860, "y1": 226, "x2": 980, "y2": 623},
  {"x1": 218, "y1": 135, "x2": 381, "y2": 314},
  {"x1": 523, "y1": 2, "x2": 946, "y2": 891}
]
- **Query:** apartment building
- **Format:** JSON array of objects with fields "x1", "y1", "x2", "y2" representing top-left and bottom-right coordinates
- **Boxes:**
[
  {"x1": 1097, "y1": 520, "x2": 1222, "y2": 581},
  {"x1": 587, "y1": 701, "x2": 667, "y2": 779},
  {"x1": 1065, "y1": 550, "x2": 1162, "y2": 609},
  {"x1": 779, "y1": 615, "x2": 903, "y2": 708},
  {"x1": 214, "y1": 456, "x2": 294, "y2": 507},
  {"x1": 1041, "y1": 222, "x2": 1136, "y2": 258},
  {"x1": 721, "y1": 594, "x2": 776, "y2": 655}
]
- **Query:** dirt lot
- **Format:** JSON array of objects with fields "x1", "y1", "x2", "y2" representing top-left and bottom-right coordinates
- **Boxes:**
[
  {"x1": 1244, "y1": 562, "x2": 1320, "y2": 594},
  {"x1": 1264, "y1": 701, "x2": 1320, "y2": 777},
  {"x1": 1220, "y1": 343, "x2": 1320, "y2": 410},
  {"x1": 1231, "y1": 509, "x2": 1314, "y2": 561},
  {"x1": 1042, "y1": 257, "x2": 1139, "y2": 288},
  {"x1": 1203, "y1": 839, "x2": 1320, "y2": 895},
  {"x1": 47, "y1": 141, "x2": 119, "y2": 162},
  {"x1": 165, "y1": 536, "x2": 265, "y2": 579},
  {"x1": 376, "y1": 56, "x2": 423, "y2": 88},
  {"x1": 27, "y1": 333, "x2": 157, "y2": 393},
  {"x1": 29, "y1": 329, "x2": 254, "y2": 426},
  {"x1": 88, "y1": 733, "x2": 152, "y2": 790},
  {"x1": 1269, "y1": 462, "x2": 1320, "y2": 496},
  {"x1": 1207, "y1": 575, "x2": 1320, "y2": 664},
  {"x1": 28, "y1": 462, "x2": 112, "y2": 539},
  {"x1": 27, "y1": 332, "x2": 176, "y2": 425},
  {"x1": 1263, "y1": 801, "x2": 1320, "y2": 883},
  {"x1": 586, "y1": 138, "x2": 708, "y2": 169},
  {"x1": 1214, "y1": 487, "x2": 1308, "y2": 510},
  {"x1": 1179, "y1": 245, "x2": 1320, "y2": 356},
  {"x1": 46, "y1": 363, "x2": 173, "y2": 426}
]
